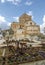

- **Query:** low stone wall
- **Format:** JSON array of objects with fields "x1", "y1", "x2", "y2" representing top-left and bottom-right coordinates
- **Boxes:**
[{"x1": 19, "y1": 60, "x2": 45, "y2": 65}]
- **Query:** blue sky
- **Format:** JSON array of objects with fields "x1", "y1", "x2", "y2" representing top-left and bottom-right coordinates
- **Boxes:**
[{"x1": 0, "y1": 0, "x2": 45, "y2": 33}]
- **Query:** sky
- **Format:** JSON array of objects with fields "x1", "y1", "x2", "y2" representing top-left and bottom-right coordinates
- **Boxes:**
[{"x1": 0, "y1": 0, "x2": 45, "y2": 33}]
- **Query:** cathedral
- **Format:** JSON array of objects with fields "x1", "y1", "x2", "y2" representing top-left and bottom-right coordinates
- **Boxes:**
[{"x1": 11, "y1": 13, "x2": 40, "y2": 40}]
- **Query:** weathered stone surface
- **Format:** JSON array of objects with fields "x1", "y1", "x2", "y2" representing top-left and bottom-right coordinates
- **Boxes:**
[{"x1": 19, "y1": 60, "x2": 45, "y2": 65}]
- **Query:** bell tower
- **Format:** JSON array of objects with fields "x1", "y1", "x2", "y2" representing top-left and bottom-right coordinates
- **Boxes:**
[{"x1": 19, "y1": 13, "x2": 32, "y2": 23}]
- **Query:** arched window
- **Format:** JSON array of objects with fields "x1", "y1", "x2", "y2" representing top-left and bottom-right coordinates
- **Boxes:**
[
  {"x1": 30, "y1": 22, "x2": 32, "y2": 25},
  {"x1": 20, "y1": 25, "x2": 22, "y2": 29}
]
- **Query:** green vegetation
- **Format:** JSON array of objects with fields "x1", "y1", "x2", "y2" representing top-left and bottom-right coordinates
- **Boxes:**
[
  {"x1": 0, "y1": 39, "x2": 45, "y2": 65},
  {"x1": 0, "y1": 48, "x2": 3, "y2": 56}
]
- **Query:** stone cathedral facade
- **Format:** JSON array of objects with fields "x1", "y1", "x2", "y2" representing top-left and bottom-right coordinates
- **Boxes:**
[{"x1": 11, "y1": 13, "x2": 40, "y2": 40}]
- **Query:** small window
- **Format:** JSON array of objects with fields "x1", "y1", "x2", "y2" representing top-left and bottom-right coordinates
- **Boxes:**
[
  {"x1": 30, "y1": 22, "x2": 32, "y2": 25},
  {"x1": 20, "y1": 25, "x2": 22, "y2": 29}
]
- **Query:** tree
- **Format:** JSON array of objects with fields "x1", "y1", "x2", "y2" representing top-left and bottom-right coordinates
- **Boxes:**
[
  {"x1": 2, "y1": 32, "x2": 6, "y2": 37},
  {"x1": 9, "y1": 28, "x2": 14, "y2": 35}
]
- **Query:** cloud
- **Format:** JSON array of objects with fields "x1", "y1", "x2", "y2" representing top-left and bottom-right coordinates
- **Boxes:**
[
  {"x1": 7, "y1": 22, "x2": 11, "y2": 26},
  {"x1": 27, "y1": 11, "x2": 33, "y2": 19},
  {"x1": 0, "y1": 15, "x2": 11, "y2": 29},
  {"x1": 1, "y1": 0, "x2": 21, "y2": 5},
  {"x1": 27, "y1": 11, "x2": 32, "y2": 15},
  {"x1": 1, "y1": 0, "x2": 5, "y2": 3},
  {"x1": 0, "y1": 15, "x2": 19, "y2": 29},
  {"x1": 40, "y1": 15, "x2": 45, "y2": 34},
  {"x1": 43, "y1": 15, "x2": 45, "y2": 23},
  {"x1": 25, "y1": 1, "x2": 32, "y2": 6},
  {"x1": 7, "y1": 0, "x2": 21, "y2": 5},
  {"x1": 0, "y1": 15, "x2": 6, "y2": 23},
  {"x1": 13, "y1": 17, "x2": 19, "y2": 22}
]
